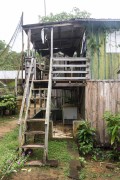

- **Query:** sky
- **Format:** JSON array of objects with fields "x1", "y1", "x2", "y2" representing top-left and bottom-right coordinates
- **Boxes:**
[{"x1": 0, "y1": 0, "x2": 120, "y2": 51}]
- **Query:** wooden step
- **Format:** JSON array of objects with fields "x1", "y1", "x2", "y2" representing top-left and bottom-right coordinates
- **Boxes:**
[
  {"x1": 25, "y1": 160, "x2": 59, "y2": 167},
  {"x1": 25, "y1": 160, "x2": 43, "y2": 166},
  {"x1": 22, "y1": 144, "x2": 44, "y2": 149},
  {"x1": 26, "y1": 118, "x2": 45, "y2": 122},
  {"x1": 32, "y1": 88, "x2": 48, "y2": 91},
  {"x1": 24, "y1": 131, "x2": 45, "y2": 135},
  {"x1": 33, "y1": 80, "x2": 48, "y2": 82}
]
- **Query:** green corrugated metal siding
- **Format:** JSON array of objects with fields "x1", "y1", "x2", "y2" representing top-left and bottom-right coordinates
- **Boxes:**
[{"x1": 87, "y1": 30, "x2": 120, "y2": 80}]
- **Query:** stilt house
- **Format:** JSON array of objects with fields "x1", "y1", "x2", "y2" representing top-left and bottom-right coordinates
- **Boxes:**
[{"x1": 18, "y1": 18, "x2": 120, "y2": 164}]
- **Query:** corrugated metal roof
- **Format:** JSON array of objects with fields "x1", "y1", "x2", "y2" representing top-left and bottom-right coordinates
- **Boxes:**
[
  {"x1": 0, "y1": 71, "x2": 25, "y2": 79},
  {"x1": 23, "y1": 18, "x2": 120, "y2": 57},
  {"x1": 23, "y1": 18, "x2": 120, "y2": 29}
]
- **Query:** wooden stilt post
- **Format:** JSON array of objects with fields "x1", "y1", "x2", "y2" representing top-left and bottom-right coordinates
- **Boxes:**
[
  {"x1": 27, "y1": 29, "x2": 31, "y2": 57},
  {"x1": 26, "y1": 29, "x2": 31, "y2": 106}
]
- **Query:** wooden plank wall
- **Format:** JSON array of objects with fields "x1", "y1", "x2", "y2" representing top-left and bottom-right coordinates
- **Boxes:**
[{"x1": 85, "y1": 80, "x2": 120, "y2": 144}]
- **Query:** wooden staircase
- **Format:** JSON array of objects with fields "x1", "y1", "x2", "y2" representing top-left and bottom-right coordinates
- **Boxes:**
[{"x1": 18, "y1": 56, "x2": 52, "y2": 164}]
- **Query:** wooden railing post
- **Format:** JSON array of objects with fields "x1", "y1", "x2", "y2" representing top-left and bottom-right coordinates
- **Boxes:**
[{"x1": 44, "y1": 27, "x2": 53, "y2": 161}]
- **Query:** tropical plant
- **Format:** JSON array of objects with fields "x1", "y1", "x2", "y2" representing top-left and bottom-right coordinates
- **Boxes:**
[
  {"x1": 0, "y1": 94, "x2": 17, "y2": 115},
  {"x1": 76, "y1": 121, "x2": 96, "y2": 155},
  {"x1": 104, "y1": 111, "x2": 120, "y2": 160},
  {"x1": 104, "y1": 112, "x2": 120, "y2": 146}
]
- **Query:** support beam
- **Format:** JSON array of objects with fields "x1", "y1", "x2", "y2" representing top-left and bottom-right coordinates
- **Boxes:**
[{"x1": 27, "y1": 29, "x2": 31, "y2": 57}]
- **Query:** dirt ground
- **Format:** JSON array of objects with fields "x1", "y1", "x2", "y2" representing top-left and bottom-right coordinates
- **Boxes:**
[
  {"x1": 10, "y1": 141, "x2": 120, "y2": 180},
  {"x1": 0, "y1": 118, "x2": 17, "y2": 138}
]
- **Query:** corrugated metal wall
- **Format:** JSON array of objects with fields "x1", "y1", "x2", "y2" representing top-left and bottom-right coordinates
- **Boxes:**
[{"x1": 85, "y1": 80, "x2": 120, "y2": 144}]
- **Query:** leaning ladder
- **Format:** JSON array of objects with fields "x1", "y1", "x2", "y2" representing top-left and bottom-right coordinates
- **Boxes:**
[{"x1": 18, "y1": 58, "x2": 34, "y2": 149}]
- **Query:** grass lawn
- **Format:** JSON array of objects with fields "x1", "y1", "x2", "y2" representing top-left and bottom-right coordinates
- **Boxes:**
[{"x1": 0, "y1": 117, "x2": 120, "y2": 180}]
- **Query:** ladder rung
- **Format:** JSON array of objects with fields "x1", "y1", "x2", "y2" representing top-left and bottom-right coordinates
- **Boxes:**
[
  {"x1": 33, "y1": 80, "x2": 48, "y2": 82},
  {"x1": 22, "y1": 144, "x2": 44, "y2": 149},
  {"x1": 32, "y1": 88, "x2": 48, "y2": 91},
  {"x1": 24, "y1": 131, "x2": 45, "y2": 135},
  {"x1": 27, "y1": 118, "x2": 45, "y2": 122}
]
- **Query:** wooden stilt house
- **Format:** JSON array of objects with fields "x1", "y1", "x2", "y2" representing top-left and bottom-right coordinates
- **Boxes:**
[{"x1": 18, "y1": 18, "x2": 120, "y2": 164}]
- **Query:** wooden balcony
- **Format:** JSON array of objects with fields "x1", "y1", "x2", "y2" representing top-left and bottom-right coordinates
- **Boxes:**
[{"x1": 52, "y1": 57, "x2": 90, "y2": 82}]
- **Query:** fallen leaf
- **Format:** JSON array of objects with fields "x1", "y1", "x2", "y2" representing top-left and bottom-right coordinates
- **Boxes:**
[
  {"x1": 28, "y1": 168, "x2": 32, "y2": 172},
  {"x1": 21, "y1": 168, "x2": 27, "y2": 171}
]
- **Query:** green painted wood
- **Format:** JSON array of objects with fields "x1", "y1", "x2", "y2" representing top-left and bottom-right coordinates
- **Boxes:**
[{"x1": 88, "y1": 29, "x2": 120, "y2": 80}]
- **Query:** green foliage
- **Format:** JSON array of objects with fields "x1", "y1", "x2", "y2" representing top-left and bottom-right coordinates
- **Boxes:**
[
  {"x1": 0, "y1": 94, "x2": 17, "y2": 114},
  {"x1": 79, "y1": 169, "x2": 87, "y2": 180},
  {"x1": 0, "y1": 152, "x2": 28, "y2": 180},
  {"x1": 79, "y1": 156, "x2": 86, "y2": 167},
  {"x1": 0, "y1": 40, "x2": 21, "y2": 70},
  {"x1": 0, "y1": 127, "x2": 28, "y2": 179},
  {"x1": 39, "y1": 7, "x2": 91, "y2": 23},
  {"x1": 104, "y1": 112, "x2": 120, "y2": 146},
  {"x1": 104, "y1": 111, "x2": 120, "y2": 160},
  {"x1": 76, "y1": 121, "x2": 96, "y2": 155},
  {"x1": 92, "y1": 148, "x2": 107, "y2": 161},
  {"x1": 0, "y1": 40, "x2": 6, "y2": 50}
]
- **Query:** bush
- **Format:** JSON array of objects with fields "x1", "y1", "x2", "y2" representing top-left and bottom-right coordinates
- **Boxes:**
[
  {"x1": 76, "y1": 121, "x2": 96, "y2": 155},
  {"x1": 0, "y1": 94, "x2": 17, "y2": 115},
  {"x1": 104, "y1": 112, "x2": 120, "y2": 160}
]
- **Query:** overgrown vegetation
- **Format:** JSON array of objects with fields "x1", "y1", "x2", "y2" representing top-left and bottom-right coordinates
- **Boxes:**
[
  {"x1": 0, "y1": 152, "x2": 28, "y2": 180},
  {"x1": 0, "y1": 124, "x2": 74, "y2": 179},
  {"x1": 39, "y1": 7, "x2": 91, "y2": 23},
  {"x1": 76, "y1": 118, "x2": 120, "y2": 161},
  {"x1": 76, "y1": 121, "x2": 96, "y2": 155}
]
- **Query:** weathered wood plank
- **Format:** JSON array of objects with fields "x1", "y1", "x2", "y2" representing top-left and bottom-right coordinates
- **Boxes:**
[
  {"x1": 53, "y1": 64, "x2": 88, "y2": 68},
  {"x1": 91, "y1": 82, "x2": 97, "y2": 130},
  {"x1": 85, "y1": 81, "x2": 120, "y2": 144},
  {"x1": 52, "y1": 71, "x2": 88, "y2": 74},
  {"x1": 52, "y1": 77, "x2": 88, "y2": 80},
  {"x1": 53, "y1": 57, "x2": 88, "y2": 61},
  {"x1": 98, "y1": 82, "x2": 104, "y2": 144}
]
